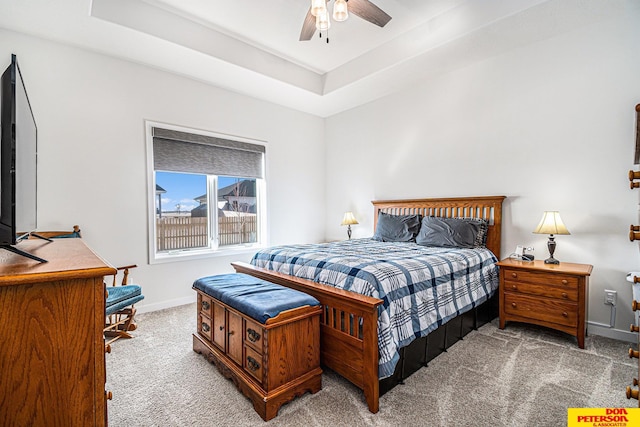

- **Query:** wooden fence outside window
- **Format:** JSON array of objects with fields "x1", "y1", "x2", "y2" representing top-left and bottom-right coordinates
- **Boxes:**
[{"x1": 156, "y1": 216, "x2": 257, "y2": 251}]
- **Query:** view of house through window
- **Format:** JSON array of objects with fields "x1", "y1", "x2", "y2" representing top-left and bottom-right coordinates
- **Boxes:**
[
  {"x1": 148, "y1": 124, "x2": 265, "y2": 260},
  {"x1": 155, "y1": 172, "x2": 258, "y2": 252}
]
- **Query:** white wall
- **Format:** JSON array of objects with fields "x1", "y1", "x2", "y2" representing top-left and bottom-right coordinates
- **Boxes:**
[
  {"x1": 3, "y1": 5, "x2": 640, "y2": 341},
  {"x1": 0, "y1": 30, "x2": 326, "y2": 312},
  {"x1": 325, "y1": 9, "x2": 640, "y2": 339}
]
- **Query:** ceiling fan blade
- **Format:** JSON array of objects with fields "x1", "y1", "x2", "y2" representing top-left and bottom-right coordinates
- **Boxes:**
[
  {"x1": 299, "y1": 8, "x2": 317, "y2": 41},
  {"x1": 348, "y1": 0, "x2": 392, "y2": 27}
]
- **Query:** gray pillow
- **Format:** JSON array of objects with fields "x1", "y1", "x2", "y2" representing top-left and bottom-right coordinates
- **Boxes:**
[
  {"x1": 372, "y1": 213, "x2": 421, "y2": 242},
  {"x1": 415, "y1": 217, "x2": 489, "y2": 248}
]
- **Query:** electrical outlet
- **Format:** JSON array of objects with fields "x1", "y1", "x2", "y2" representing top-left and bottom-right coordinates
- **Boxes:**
[{"x1": 604, "y1": 290, "x2": 617, "y2": 306}]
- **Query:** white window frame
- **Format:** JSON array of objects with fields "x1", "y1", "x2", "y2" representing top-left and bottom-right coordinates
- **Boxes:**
[{"x1": 145, "y1": 120, "x2": 267, "y2": 264}]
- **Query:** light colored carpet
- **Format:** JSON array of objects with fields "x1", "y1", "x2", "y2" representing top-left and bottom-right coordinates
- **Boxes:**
[{"x1": 106, "y1": 303, "x2": 637, "y2": 426}]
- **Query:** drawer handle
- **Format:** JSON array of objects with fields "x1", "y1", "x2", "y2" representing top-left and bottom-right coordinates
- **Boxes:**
[
  {"x1": 247, "y1": 356, "x2": 260, "y2": 372},
  {"x1": 562, "y1": 312, "x2": 568, "y2": 317},
  {"x1": 633, "y1": 300, "x2": 640, "y2": 312},
  {"x1": 228, "y1": 330, "x2": 235, "y2": 336},
  {"x1": 219, "y1": 325, "x2": 224, "y2": 331},
  {"x1": 511, "y1": 273, "x2": 517, "y2": 278},
  {"x1": 511, "y1": 302, "x2": 517, "y2": 308},
  {"x1": 561, "y1": 280, "x2": 568, "y2": 285},
  {"x1": 511, "y1": 284, "x2": 517, "y2": 290},
  {"x1": 628, "y1": 386, "x2": 639, "y2": 400},
  {"x1": 247, "y1": 328, "x2": 261, "y2": 343},
  {"x1": 201, "y1": 300, "x2": 210, "y2": 311},
  {"x1": 561, "y1": 293, "x2": 568, "y2": 299},
  {"x1": 631, "y1": 324, "x2": 640, "y2": 333},
  {"x1": 630, "y1": 348, "x2": 639, "y2": 359},
  {"x1": 105, "y1": 344, "x2": 111, "y2": 354},
  {"x1": 105, "y1": 390, "x2": 113, "y2": 401},
  {"x1": 201, "y1": 322, "x2": 210, "y2": 333}
]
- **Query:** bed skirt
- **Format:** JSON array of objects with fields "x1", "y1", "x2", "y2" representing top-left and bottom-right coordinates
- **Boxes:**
[{"x1": 379, "y1": 293, "x2": 498, "y2": 395}]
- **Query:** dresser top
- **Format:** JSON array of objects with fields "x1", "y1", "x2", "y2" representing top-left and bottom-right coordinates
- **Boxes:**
[
  {"x1": 496, "y1": 258, "x2": 593, "y2": 276},
  {"x1": 0, "y1": 239, "x2": 115, "y2": 286}
]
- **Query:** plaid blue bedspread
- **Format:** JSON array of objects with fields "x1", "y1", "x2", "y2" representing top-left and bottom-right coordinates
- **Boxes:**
[{"x1": 251, "y1": 238, "x2": 499, "y2": 379}]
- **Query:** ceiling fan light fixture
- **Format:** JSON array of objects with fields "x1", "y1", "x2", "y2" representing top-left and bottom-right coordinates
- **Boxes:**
[
  {"x1": 333, "y1": 0, "x2": 349, "y2": 22},
  {"x1": 316, "y1": 8, "x2": 331, "y2": 31},
  {"x1": 310, "y1": 0, "x2": 327, "y2": 17}
]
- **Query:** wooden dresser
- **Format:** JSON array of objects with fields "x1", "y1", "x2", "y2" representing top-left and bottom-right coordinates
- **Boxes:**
[
  {"x1": 497, "y1": 258, "x2": 592, "y2": 348},
  {"x1": 0, "y1": 238, "x2": 116, "y2": 426}
]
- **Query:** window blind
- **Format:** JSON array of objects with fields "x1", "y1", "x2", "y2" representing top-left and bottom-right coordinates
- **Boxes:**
[{"x1": 152, "y1": 127, "x2": 265, "y2": 179}]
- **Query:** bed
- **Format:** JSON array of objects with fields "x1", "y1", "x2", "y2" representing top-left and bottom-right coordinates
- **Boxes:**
[{"x1": 231, "y1": 196, "x2": 505, "y2": 413}]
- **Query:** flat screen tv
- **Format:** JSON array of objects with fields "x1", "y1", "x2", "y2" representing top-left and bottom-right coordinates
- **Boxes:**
[{"x1": 0, "y1": 54, "x2": 44, "y2": 262}]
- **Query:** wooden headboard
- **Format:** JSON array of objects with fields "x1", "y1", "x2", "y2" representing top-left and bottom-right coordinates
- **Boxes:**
[{"x1": 372, "y1": 196, "x2": 506, "y2": 257}]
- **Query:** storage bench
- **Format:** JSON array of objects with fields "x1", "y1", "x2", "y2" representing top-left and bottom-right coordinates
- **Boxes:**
[{"x1": 192, "y1": 273, "x2": 323, "y2": 421}]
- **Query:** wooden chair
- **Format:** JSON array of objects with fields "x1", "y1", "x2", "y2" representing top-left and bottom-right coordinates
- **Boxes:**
[
  {"x1": 104, "y1": 264, "x2": 144, "y2": 345},
  {"x1": 31, "y1": 225, "x2": 82, "y2": 239},
  {"x1": 35, "y1": 226, "x2": 145, "y2": 345}
]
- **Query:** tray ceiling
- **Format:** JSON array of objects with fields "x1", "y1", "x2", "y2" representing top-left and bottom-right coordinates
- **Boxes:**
[{"x1": 0, "y1": 0, "x2": 629, "y2": 117}]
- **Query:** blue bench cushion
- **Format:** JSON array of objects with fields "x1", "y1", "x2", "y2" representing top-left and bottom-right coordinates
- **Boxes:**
[
  {"x1": 192, "y1": 273, "x2": 320, "y2": 324},
  {"x1": 106, "y1": 285, "x2": 144, "y2": 315}
]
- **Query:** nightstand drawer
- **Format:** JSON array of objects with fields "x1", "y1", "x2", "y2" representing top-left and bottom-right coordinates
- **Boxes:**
[
  {"x1": 503, "y1": 280, "x2": 578, "y2": 302},
  {"x1": 504, "y1": 293, "x2": 577, "y2": 327},
  {"x1": 503, "y1": 269, "x2": 578, "y2": 289}
]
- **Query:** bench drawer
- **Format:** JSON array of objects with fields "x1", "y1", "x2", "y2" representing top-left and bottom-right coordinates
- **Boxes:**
[
  {"x1": 199, "y1": 293, "x2": 212, "y2": 318},
  {"x1": 198, "y1": 314, "x2": 212, "y2": 342},
  {"x1": 245, "y1": 346, "x2": 263, "y2": 383},
  {"x1": 245, "y1": 318, "x2": 264, "y2": 353}
]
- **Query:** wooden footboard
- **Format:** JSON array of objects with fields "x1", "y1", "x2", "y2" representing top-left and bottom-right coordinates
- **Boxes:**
[{"x1": 231, "y1": 261, "x2": 384, "y2": 413}]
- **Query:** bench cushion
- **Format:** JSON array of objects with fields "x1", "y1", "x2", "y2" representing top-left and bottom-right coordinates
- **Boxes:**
[{"x1": 193, "y1": 273, "x2": 320, "y2": 324}]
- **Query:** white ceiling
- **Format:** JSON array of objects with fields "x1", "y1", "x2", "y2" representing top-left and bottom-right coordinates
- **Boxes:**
[{"x1": 0, "y1": 0, "x2": 627, "y2": 117}]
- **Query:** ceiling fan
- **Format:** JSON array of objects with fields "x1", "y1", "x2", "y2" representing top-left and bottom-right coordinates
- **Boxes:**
[{"x1": 300, "y1": 0, "x2": 392, "y2": 42}]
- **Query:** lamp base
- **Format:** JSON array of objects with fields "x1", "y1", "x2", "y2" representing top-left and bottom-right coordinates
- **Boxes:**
[{"x1": 544, "y1": 235, "x2": 560, "y2": 264}]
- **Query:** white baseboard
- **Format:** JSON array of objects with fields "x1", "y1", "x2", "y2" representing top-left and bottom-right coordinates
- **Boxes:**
[
  {"x1": 136, "y1": 295, "x2": 196, "y2": 314},
  {"x1": 588, "y1": 322, "x2": 636, "y2": 343}
]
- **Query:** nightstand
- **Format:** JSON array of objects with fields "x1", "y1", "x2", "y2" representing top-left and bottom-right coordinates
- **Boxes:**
[{"x1": 496, "y1": 259, "x2": 593, "y2": 348}]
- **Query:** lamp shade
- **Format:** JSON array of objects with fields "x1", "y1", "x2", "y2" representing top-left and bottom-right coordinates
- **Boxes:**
[
  {"x1": 333, "y1": 0, "x2": 349, "y2": 22},
  {"x1": 341, "y1": 212, "x2": 358, "y2": 226},
  {"x1": 533, "y1": 211, "x2": 570, "y2": 235},
  {"x1": 310, "y1": 0, "x2": 326, "y2": 17},
  {"x1": 315, "y1": 8, "x2": 331, "y2": 31}
]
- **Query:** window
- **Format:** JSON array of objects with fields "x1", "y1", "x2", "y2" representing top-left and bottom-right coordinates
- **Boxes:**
[{"x1": 147, "y1": 123, "x2": 266, "y2": 262}]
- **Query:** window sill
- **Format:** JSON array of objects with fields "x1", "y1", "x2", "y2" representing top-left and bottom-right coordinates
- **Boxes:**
[{"x1": 150, "y1": 244, "x2": 265, "y2": 264}]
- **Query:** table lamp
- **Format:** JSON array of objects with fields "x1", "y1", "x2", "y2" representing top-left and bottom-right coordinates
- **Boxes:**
[
  {"x1": 341, "y1": 212, "x2": 358, "y2": 240},
  {"x1": 533, "y1": 211, "x2": 570, "y2": 264}
]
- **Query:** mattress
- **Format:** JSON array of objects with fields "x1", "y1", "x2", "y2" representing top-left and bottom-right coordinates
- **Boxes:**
[{"x1": 251, "y1": 238, "x2": 499, "y2": 378}]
